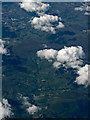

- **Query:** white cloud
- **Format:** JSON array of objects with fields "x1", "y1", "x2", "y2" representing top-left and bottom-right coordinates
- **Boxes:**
[
  {"x1": 56, "y1": 22, "x2": 65, "y2": 28},
  {"x1": 75, "y1": 64, "x2": 89, "y2": 87},
  {"x1": 0, "y1": 39, "x2": 7, "y2": 55},
  {"x1": 75, "y1": 2, "x2": 90, "y2": 15},
  {"x1": 37, "y1": 46, "x2": 90, "y2": 87},
  {"x1": 31, "y1": 14, "x2": 64, "y2": 33},
  {"x1": 84, "y1": 12, "x2": 90, "y2": 15},
  {"x1": 37, "y1": 46, "x2": 84, "y2": 69},
  {"x1": 75, "y1": 5, "x2": 90, "y2": 11},
  {"x1": 0, "y1": 99, "x2": 13, "y2": 120},
  {"x1": 75, "y1": 6, "x2": 84, "y2": 11},
  {"x1": 37, "y1": 48, "x2": 58, "y2": 61},
  {"x1": 53, "y1": 61, "x2": 61, "y2": 69},
  {"x1": 20, "y1": 0, "x2": 49, "y2": 15},
  {"x1": 20, "y1": 0, "x2": 64, "y2": 33},
  {"x1": 27, "y1": 105, "x2": 40, "y2": 115},
  {"x1": 19, "y1": 94, "x2": 41, "y2": 115},
  {"x1": 55, "y1": 46, "x2": 84, "y2": 69}
]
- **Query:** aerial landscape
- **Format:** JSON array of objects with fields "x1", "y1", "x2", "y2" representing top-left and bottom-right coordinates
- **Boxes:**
[{"x1": 0, "y1": 0, "x2": 89, "y2": 119}]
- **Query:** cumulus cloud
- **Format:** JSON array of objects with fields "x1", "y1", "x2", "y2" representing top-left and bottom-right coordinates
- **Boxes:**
[
  {"x1": 75, "y1": 64, "x2": 89, "y2": 87},
  {"x1": 0, "y1": 99, "x2": 13, "y2": 120},
  {"x1": 0, "y1": 39, "x2": 7, "y2": 55},
  {"x1": 53, "y1": 61, "x2": 61, "y2": 69},
  {"x1": 19, "y1": 94, "x2": 41, "y2": 115},
  {"x1": 75, "y1": 6, "x2": 84, "y2": 11},
  {"x1": 31, "y1": 14, "x2": 64, "y2": 33},
  {"x1": 75, "y1": 4, "x2": 90, "y2": 11},
  {"x1": 75, "y1": 2, "x2": 90, "y2": 15},
  {"x1": 37, "y1": 46, "x2": 90, "y2": 87},
  {"x1": 55, "y1": 46, "x2": 84, "y2": 69},
  {"x1": 20, "y1": 0, "x2": 49, "y2": 15},
  {"x1": 84, "y1": 12, "x2": 90, "y2": 15},
  {"x1": 56, "y1": 22, "x2": 65, "y2": 28},
  {"x1": 37, "y1": 48, "x2": 58, "y2": 61},
  {"x1": 27, "y1": 105, "x2": 40, "y2": 115},
  {"x1": 20, "y1": 0, "x2": 64, "y2": 33},
  {"x1": 37, "y1": 46, "x2": 84, "y2": 69}
]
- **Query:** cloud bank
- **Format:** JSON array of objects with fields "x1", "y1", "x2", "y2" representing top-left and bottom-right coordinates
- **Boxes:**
[
  {"x1": 0, "y1": 99, "x2": 13, "y2": 120},
  {"x1": 20, "y1": 0, "x2": 49, "y2": 15},
  {"x1": 20, "y1": 0, "x2": 64, "y2": 33},
  {"x1": 0, "y1": 39, "x2": 7, "y2": 55},
  {"x1": 19, "y1": 94, "x2": 41, "y2": 115}
]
